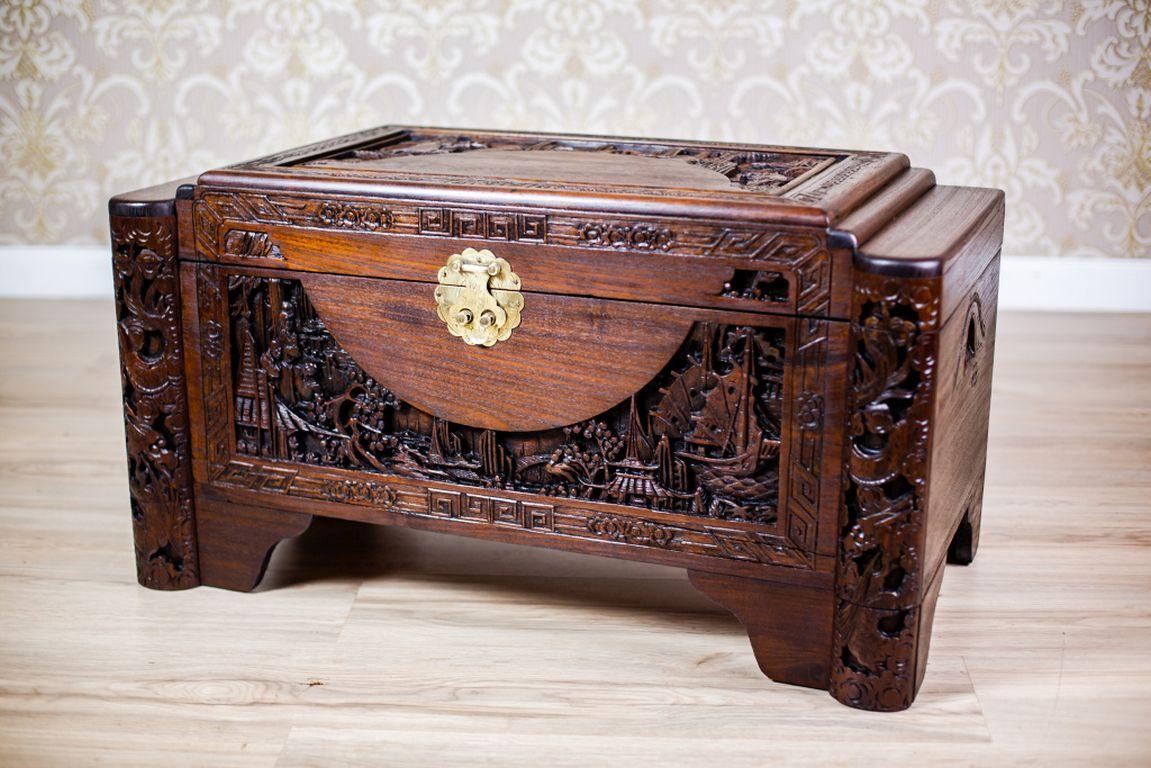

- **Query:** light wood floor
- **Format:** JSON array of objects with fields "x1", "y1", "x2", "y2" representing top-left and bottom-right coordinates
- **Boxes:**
[{"x1": 1, "y1": 301, "x2": 1149, "y2": 767}]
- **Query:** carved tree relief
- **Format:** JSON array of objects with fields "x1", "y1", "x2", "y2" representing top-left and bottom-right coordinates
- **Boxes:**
[
  {"x1": 111, "y1": 215, "x2": 199, "y2": 589},
  {"x1": 227, "y1": 275, "x2": 787, "y2": 524}
]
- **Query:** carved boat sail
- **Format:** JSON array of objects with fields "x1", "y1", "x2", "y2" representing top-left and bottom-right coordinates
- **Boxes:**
[{"x1": 678, "y1": 328, "x2": 780, "y2": 478}]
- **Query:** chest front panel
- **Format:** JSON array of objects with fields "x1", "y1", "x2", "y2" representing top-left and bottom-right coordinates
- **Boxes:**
[{"x1": 184, "y1": 253, "x2": 848, "y2": 576}]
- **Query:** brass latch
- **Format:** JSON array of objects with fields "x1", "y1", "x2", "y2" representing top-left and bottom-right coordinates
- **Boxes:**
[{"x1": 434, "y1": 248, "x2": 524, "y2": 347}]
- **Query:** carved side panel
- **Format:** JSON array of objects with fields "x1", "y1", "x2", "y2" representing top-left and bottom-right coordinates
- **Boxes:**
[
  {"x1": 111, "y1": 214, "x2": 200, "y2": 589},
  {"x1": 830, "y1": 273, "x2": 939, "y2": 711}
]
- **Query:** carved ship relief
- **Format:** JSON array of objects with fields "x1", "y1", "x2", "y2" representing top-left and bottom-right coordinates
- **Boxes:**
[
  {"x1": 225, "y1": 275, "x2": 786, "y2": 525},
  {"x1": 672, "y1": 328, "x2": 782, "y2": 519}
]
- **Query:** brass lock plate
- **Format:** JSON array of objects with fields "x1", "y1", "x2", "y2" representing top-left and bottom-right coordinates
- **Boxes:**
[{"x1": 434, "y1": 248, "x2": 524, "y2": 347}]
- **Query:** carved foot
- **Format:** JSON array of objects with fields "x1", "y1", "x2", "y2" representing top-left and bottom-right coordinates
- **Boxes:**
[
  {"x1": 132, "y1": 499, "x2": 199, "y2": 590},
  {"x1": 828, "y1": 565, "x2": 945, "y2": 712},
  {"x1": 947, "y1": 502, "x2": 982, "y2": 566},
  {"x1": 196, "y1": 498, "x2": 313, "y2": 592},
  {"x1": 687, "y1": 570, "x2": 833, "y2": 689}
]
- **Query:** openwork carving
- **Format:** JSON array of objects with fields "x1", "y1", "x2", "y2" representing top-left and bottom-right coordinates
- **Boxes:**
[
  {"x1": 721, "y1": 270, "x2": 788, "y2": 303},
  {"x1": 111, "y1": 214, "x2": 199, "y2": 589},
  {"x1": 830, "y1": 272, "x2": 940, "y2": 712},
  {"x1": 300, "y1": 129, "x2": 838, "y2": 196},
  {"x1": 191, "y1": 263, "x2": 838, "y2": 568}
]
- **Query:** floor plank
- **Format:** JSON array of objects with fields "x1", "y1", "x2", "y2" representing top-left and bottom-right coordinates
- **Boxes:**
[{"x1": 1, "y1": 300, "x2": 1149, "y2": 766}]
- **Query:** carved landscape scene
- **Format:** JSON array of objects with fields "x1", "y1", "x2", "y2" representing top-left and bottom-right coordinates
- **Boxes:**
[
  {"x1": 228, "y1": 275, "x2": 788, "y2": 524},
  {"x1": 297, "y1": 129, "x2": 839, "y2": 196}
]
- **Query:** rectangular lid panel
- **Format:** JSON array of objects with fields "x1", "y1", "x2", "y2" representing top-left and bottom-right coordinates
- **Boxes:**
[
  {"x1": 187, "y1": 126, "x2": 905, "y2": 320},
  {"x1": 202, "y1": 126, "x2": 908, "y2": 225},
  {"x1": 190, "y1": 185, "x2": 851, "y2": 319},
  {"x1": 294, "y1": 129, "x2": 839, "y2": 195}
]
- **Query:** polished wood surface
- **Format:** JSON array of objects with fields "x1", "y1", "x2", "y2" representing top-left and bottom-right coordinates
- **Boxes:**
[
  {"x1": 2, "y1": 300, "x2": 1148, "y2": 765},
  {"x1": 115, "y1": 129, "x2": 1003, "y2": 711},
  {"x1": 299, "y1": 271, "x2": 701, "y2": 432},
  {"x1": 199, "y1": 125, "x2": 902, "y2": 225},
  {"x1": 351, "y1": 148, "x2": 742, "y2": 190}
]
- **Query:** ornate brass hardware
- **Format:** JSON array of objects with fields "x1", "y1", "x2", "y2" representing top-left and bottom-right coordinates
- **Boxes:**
[{"x1": 434, "y1": 248, "x2": 524, "y2": 347}]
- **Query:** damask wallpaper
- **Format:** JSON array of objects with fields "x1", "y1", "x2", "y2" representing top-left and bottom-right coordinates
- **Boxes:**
[{"x1": 0, "y1": 0, "x2": 1147, "y2": 259}]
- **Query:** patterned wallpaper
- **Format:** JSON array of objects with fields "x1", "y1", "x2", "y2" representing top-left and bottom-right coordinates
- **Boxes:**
[{"x1": 0, "y1": 0, "x2": 1147, "y2": 258}]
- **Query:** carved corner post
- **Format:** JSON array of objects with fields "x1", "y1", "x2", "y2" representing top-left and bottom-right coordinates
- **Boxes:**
[
  {"x1": 110, "y1": 189, "x2": 200, "y2": 590},
  {"x1": 829, "y1": 268, "x2": 941, "y2": 712}
]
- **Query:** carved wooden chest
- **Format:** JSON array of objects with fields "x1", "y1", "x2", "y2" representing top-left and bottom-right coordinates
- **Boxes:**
[{"x1": 109, "y1": 126, "x2": 1002, "y2": 711}]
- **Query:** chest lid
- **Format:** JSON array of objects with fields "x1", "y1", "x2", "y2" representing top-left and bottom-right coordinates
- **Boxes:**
[{"x1": 190, "y1": 126, "x2": 912, "y2": 320}]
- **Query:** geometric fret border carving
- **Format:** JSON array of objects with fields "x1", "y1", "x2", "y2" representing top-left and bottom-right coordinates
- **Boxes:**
[
  {"x1": 192, "y1": 191, "x2": 833, "y2": 317},
  {"x1": 111, "y1": 213, "x2": 200, "y2": 589},
  {"x1": 830, "y1": 271, "x2": 940, "y2": 711},
  {"x1": 214, "y1": 459, "x2": 820, "y2": 570}
]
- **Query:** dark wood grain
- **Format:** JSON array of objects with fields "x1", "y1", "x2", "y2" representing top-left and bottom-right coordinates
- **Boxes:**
[
  {"x1": 689, "y1": 570, "x2": 832, "y2": 688},
  {"x1": 195, "y1": 496, "x2": 312, "y2": 592},
  {"x1": 110, "y1": 208, "x2": 199, "y2": 589},
  {"x1": 109, "y1": 125, "x2": 1002, "y2": 711},
  {"x1": 826, "y1": 190, "x2": 1003, "y2": 711},
  {"x1": 833, "y1": 167, "x2": 936, "y2": 245},
  {"x1": 924, "y1": 256, "x2": 1000, "y2": 572},
  {"x1": 300, "y1": 272, "x2": 699, "y2": 431}
]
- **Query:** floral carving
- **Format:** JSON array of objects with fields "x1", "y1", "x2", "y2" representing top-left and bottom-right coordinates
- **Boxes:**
[
  {"x1": 319, "y1": 478, "x2": 397, "y2": 506},
  {"x1": 795, "y1": 392, "x2": 824, "y2": 429},
  {"x1": 577, "y1": 222, "x2": 674, "y2": 250},
  {"x1": 316, "y1": 202, "x2": 392, "y2": 231},
  {"x1": 587, "y1": 514, "x2": 676, "y2": 547}
]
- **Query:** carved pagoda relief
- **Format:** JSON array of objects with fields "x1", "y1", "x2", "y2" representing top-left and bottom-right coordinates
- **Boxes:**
[
  {"x1": 296, "y1": 129, "x2": 839, "y2": 196},
  {"x1": 830, "y1": 273, "x2": 940, "y2": 712},
  {"x1": 111, "y1": 214, "x2": 200, "y2": 590},
  {"x1": 225, "y1": 275, "x2": 787, "y2": 525}
]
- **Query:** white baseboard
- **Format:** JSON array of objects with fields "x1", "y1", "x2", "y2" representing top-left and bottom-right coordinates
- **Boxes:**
[
  {"x1": 997, "y1": 256, "x2": 1151, "y2": 312},
  {"x1": 1, "y1": 246, "x2": 1149, "y2": 312},
  {"x1": 1, "y1": 246, "x2": 114, "y2": 298}
]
